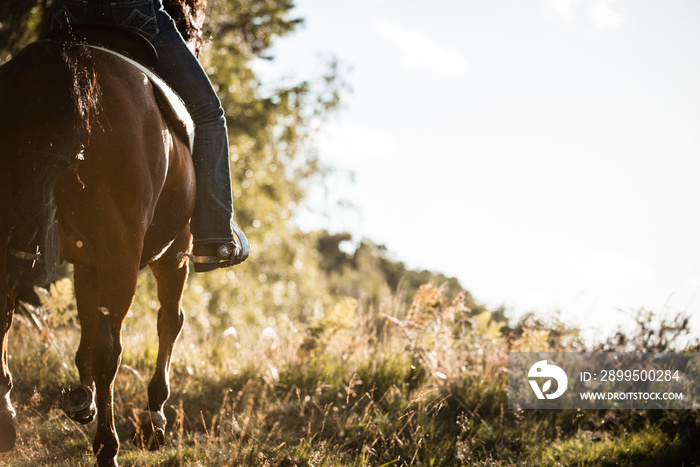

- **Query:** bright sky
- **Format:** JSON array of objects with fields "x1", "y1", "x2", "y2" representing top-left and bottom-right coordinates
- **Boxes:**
[{"x1": 253, "y1": 0, "x2": 700, "y2": 338}]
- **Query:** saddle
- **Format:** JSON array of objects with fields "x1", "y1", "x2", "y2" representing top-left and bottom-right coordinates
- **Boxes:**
[{"x1": 45, "y1": 24, "x2": 194, "y2": 152}]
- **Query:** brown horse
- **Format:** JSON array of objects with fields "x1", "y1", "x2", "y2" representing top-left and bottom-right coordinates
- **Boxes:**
[{"x1": 0, "y1": 36, "x2": 196, "y2": 466}]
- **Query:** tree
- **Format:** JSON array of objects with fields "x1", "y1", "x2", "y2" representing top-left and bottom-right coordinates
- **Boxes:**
[
  {"x1": 0, "y1": 0, "x2": 45, "y2": 62},
  {"x1": 315, "y1": 231, "x2": 464, "y2": 308}
]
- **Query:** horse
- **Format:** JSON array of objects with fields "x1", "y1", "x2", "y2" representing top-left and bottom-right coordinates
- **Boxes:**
[{"x1": 0, "y1": 32, "x2": 198, "y2": 466}]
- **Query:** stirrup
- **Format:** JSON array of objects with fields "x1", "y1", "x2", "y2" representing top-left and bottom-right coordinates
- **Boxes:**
[
  {"x1": 184, "y1": 222, "x2": 250, "y2": 272},
  {"x1": 231, "y1": 221, "x2": 250, "y2": 264}
]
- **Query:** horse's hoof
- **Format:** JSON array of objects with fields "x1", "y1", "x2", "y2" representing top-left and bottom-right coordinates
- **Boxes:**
[
  {"x1": 132, "y1": 410, "x2": 166, "y2": 451},
  {"x1": 132, "y1": 424, "x2": 165, "y2": 451},
  {"x1": 59, "y1": 385, "x2": 96, "y2": 424},
  {"x1": 95, "y1": 454, "x2": 119, "y2": 467},
  {"x1": 0, "y1": 412, "x2": 16, "y2": 452}
]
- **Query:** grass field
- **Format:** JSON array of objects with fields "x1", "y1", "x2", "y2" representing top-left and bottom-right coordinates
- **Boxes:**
[{"x1": 2, "y1": 279, "x2": 700, "y2": 466}]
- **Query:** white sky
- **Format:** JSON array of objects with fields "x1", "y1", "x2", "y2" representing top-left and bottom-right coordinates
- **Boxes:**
[{"x1": 253, "y1": 0, "x2": 700, "y2": 338}]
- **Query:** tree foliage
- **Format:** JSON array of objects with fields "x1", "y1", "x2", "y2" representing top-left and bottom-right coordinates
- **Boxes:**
[
  {"x1": 0, "y1": 0, "x2": 45, "y2": 62},
  {"x1": 315, "y1": 231, "x2": 463, "y2": 307}
]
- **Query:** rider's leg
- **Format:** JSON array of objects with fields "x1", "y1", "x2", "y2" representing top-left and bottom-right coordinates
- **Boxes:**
[
  {"x1": 149, "y1": 10, "x2": 248, "y2": 270},
  {"x1": 48, "y1": 0, "x2": 246, "y2": 270},
  {"x1": 150, "y1": 13, "x2": 235, "y2": 249}
]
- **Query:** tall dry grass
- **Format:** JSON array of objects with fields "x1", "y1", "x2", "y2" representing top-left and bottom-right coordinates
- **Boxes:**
[{"x1": 1, "y1": 277, "x2": 699, "y2": 466}]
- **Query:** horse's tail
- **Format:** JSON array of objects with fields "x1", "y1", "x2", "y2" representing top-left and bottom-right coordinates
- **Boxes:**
[{"x1": 0, "y1": 40, "x2": 98, "y2": 284}]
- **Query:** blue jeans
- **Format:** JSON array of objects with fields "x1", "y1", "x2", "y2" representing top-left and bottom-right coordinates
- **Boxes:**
[{"x1": 50, "y1": 0, "x2": 235, "y2": 245}]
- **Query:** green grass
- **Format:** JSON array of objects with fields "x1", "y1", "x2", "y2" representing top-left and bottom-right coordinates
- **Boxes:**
[
  {"x1": 537, "y1": 426, "x2": 678, "y2": 466},
  {"x1": 3, "y1": 282, "x2": 700, "y2": 466}
]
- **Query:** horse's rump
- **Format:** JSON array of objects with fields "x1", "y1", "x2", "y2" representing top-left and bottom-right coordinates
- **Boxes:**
[
  {"x1": 0, "y1": 39, "x2": 194, "y2": 276},
  {"x1": 53, "y1": 44, "x2": 195, "y2": 268}
]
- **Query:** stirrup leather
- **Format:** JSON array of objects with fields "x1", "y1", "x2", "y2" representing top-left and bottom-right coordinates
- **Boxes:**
[{"x1": 8, "y1": 245, "x2": 41, "y2": 268}]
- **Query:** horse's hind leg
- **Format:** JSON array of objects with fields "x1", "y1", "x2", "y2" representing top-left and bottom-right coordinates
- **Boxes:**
[
  {"x1": 59, "y1": 265, "x2": 98, "y2": 424},
  {"x1": 0, "y1": 222, "x2": 16, "y2": 451},
  {"x1": 89, "y1": 258, "x2": 140, "y2": 467},
  {"x1": 0, "y1": 280, "x2": 16, "y2": 452},
  {"x1": 133, "y1": 230, "x2": 190, "y2": 450}
]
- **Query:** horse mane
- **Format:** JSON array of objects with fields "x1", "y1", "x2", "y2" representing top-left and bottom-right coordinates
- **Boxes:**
[{"x1": 0, "y1": 40, "x2": 98, "y2": 284}]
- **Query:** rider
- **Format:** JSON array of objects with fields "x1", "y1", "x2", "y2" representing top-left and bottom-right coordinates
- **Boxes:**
[{"x1": 48, "y1": 0, "x2": 247, "y2": 272}]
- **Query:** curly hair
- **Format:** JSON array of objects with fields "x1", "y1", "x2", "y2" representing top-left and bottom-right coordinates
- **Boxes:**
[{"x1": 162, "y1": 0, "x2": 206, "y2": 55}]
